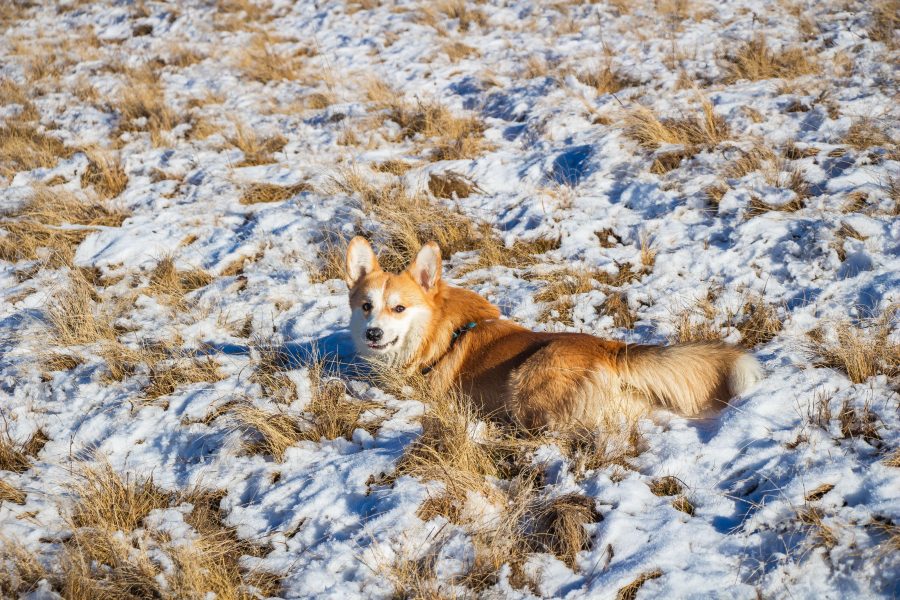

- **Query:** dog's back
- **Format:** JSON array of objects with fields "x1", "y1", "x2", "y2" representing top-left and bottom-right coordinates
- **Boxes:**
[{"x1": 434, "y1": 319, "x2": 761, "y2": 430}]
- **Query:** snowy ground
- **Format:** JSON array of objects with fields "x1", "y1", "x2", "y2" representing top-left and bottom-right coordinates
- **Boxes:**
[{"x1": 1, "y1": 0, "x2": 898, "y2": 598}]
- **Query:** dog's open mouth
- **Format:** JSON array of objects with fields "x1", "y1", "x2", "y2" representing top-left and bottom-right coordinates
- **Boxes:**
[{"x1": 367, "y1": 337, "x2": 398, "y2": 350}]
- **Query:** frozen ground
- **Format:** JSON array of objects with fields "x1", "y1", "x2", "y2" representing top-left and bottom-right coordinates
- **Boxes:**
[{"x1": 1, "y1": 0, "x2": 898, "y2": 598}]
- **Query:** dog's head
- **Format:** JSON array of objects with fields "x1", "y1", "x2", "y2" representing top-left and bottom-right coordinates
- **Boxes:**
[{"x1": 345, "y1": 236, "x2": 442, "y2": 365}]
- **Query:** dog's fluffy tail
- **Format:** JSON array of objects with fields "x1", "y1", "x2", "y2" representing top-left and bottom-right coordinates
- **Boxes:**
[{"x1": 616, "y1": 342, "x2": 762, "y2": 415}]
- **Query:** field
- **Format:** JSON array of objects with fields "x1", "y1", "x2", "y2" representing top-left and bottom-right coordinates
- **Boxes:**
[{"x1": 0, "y1": 0, "x2": 898, "y2": 598}]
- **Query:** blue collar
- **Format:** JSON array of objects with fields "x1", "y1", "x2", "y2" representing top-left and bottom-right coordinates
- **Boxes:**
[{"x1": 422, "y1": 321, "x2": 479, "y2": 375}]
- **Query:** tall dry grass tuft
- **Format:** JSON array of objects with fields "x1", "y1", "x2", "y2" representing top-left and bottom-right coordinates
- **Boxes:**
[
  {"x1": 114, "y1": 74, "x2": 186, "y2": 147},
  {"x1": 735, "y1": 295, "x2": 782, "y2": 348},
  {"x1": 577, "y1": 61, "x2": 639, "y2": 95},
  {"x1": 868, "y1": 0, "x2": 899, "y2": 48},
  {"x1": 524, "y1": 492, "x2": 600, "y2": 568},
  {"x1": 808, "y1": 310, "x2": 899, "y2": 383},
  {"x1": 0, "y1": 122, "x2": 73, "y2": 181},
  {"x1": 229, "y1": 121, "x2": 288, "y2": 166},
  {"x1": 1, "y1": 186, "x2": 127, "y2": 267},
  {"x1": 721, "y1": 35, "x2": 819, "y2": 82},
  {"x1": 69, "y1": 463, "x2": 170, "y2": 532},
  {"x1": 626, "y1": 97, "x2": 729, "y2": 158},
  {"x1": 382, "y1": 98, "x2": 489, "y2": 161},
  {"x1": 47, "y1": 270, "x2": 116, "y2": 346},
  {"x1": 0, "y1": 540, "x2": 46, "y2": 597},
  {"x1": 844, "y1": 118, "x2": 896, "y2": 151},
  {"x1": 80, "y1": 147, "x2": 128, "y2": 199},
  {"x1": 56, "y1": 464, "x2": 282, "y2": 598},
  {"x1": 328, "y1": 169, "x2": 483, "y2": 271},
  {"x1": 302, "y1": 352, "x2": 380, "y2": 441},
  {"x1": 249, "y1": 337, "x2": 298, "y2": 404},
  {"x1": 233, "y1": 403, "x2": 305, "y2": 461},
  {"x1": 0, "y1": 480, "x2": 26, "y2": 505},
  {"x1": 0, "y1": 432, "x2": 31, "y2": 474},
  {"x1": 147, "y1": 255, "x2": 214, "y2": 304},
  {"x1": 235, "y1": 33, "x2": 303, "y2": 83}
]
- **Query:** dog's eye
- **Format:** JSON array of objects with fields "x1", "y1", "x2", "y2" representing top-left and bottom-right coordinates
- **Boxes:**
[
  {"x1": 393, "y1": 305, "x2": 406, "y2": 313},
  {"x1": 362, "y1": 302, "x2": 372, "y2": 312}
]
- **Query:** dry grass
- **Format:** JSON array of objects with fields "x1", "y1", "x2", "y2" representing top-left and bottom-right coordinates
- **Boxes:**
[
  {"x1": 47, "y1": 271, "x2": 116, "y2": 346},
  {"x1": 0, "y1": 122, "x2": 74, "y2": 181},
  {"x1": 735, "y1": 295, "x2": 782, "y2": 348},
  {"x1": 1, "y1": 187, "x2": 126, "y2": 266},
  {"x1": 524, "y1": 492, "x2": 600, "y2": 568},
  {"x1": 302, "y1": 353, "x2": 380, "y2": 441},
  {"x1": 306, "y1": 231, "x2": 352, "y2": 283},
  {"x1": 428, "y1": 171, "x2": 478, "y2": 199},
  {"x1": 0, "y1": 540, "x2": 46, "y2": 597},
  {"x1": 70, "y1": 462, "x2": 170, "y2": 532},
  {"x1": 395, "y1": 381, "x2": 502, "y2": 506},
  {"x1": 796, "y1": 506, "x2": 838, "y2": 548},
  {"x1": 233, "y1": 404, "x2": 305, "y2": 461},
  {"x1": 577, "y1": 61, "x2": 639, "y2": 95},
  {"x1": 147, "y1": 255, "x2": 214, "y2": 303},
  {"x1": 649, "y1": 476, "x2": 683, "y2": 496},
  {"x1": 616, "y1": 569, "x2": 663, "y2": 600},
  {"x1": 534, "y1": 268, "x2": 596, "y2": 325},
  {"x1": 381, "y1": 98, "x2": 489, "y2": 161},
  {"x1": 0, "y1": 433, "x2": 31, "y2": 474},
  {"x1": 868, "y1": 0, "x2": 899, "y2": 48},
  {"x1": 145, "y1": 355, "x2": 223, "y2": 400},
  {"x1": 558, "y1": 423, "x2": 645, "y2": 479},
  {"x1": 239, "y1": 181, "x2": 311, "y2": 204},
  {"x1": 597, "y1": 291, "x2": 637, "y2": 329},
  {"x1": 626, "y1": 97, "x2": 729, "y2": 156},
  {"x1": 328, "y1": 170, "x2": 482, "y2": 271},
  {"x1": 239, "y1": 352, "x2": 379, "y2": 453},
  {"x1": 248, "y1": 337, "x2": 297, "y2": 403},
  {"x1": 809, "y1": 311, "x2": 899, "y2": 384},
  {"x1": 838, "y1": 400, "x2": 882, "y2": 445},
  {"x1": 114, "y1": 76, "x2": 186, "y2": 147},
  {"x1": 747, "y1": 193, "x2": 804, "y2": 216},
  {"x1": 235, "y1": 33, "x2": 302, "y2": 83},
  {"x1": 805, "y1": 483, "x2": 835, "y2": 502},
  {"x1": 229, "y1": 121, "x2": 288, "y2": 166},
  {"x1": 671, "y1": 306, "x2": 725, "y2": 343},
  {"x1": 51, "y1": 464, "x2": 282, "y2": 599},
  {"x1": 720, "y1": 35, "x2": 819, "y2": 82},
  {"x1": 884, "y1": 449, "x2": 900, "y2": 467},
  {"x1": 844, "y1": 118, "x2": 896, "y2": 151},
  {"x1": 80, "y1": 147, "x2": 128, "y2": 199},
  {"x1": 723, "y1": 145, "x2": 776, "y2": 180}
]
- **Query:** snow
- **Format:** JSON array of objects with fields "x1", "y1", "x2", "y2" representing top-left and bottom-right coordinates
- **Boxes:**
[{"x1": 1, "y1": 0, "x2": 899, "y2": 598}]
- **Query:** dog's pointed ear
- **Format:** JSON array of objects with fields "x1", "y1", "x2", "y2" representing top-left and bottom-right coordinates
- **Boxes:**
[
  {"x1": 345, "y1": 236, "x2": 380, "y2": 286},
  {"x1": 408, "y1": 241, "x2": 442, "y2": 292}
]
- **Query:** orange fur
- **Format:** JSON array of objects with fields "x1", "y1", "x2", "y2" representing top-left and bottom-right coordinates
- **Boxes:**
[{"x1": 346, "y1": 237, "x2": 762, "y2": 430}]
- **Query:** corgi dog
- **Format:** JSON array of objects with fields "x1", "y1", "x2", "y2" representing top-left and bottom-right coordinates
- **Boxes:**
[{"x1": 345, "y1": 236, "x2": 762, "y2": 430}]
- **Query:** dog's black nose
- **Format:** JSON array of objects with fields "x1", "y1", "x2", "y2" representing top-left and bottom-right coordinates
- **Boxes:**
[{"x1": 366, "y1": 327, "x2": 383, "y2": 342}]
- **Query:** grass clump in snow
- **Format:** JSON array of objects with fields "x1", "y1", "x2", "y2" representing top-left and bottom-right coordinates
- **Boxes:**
[
  {"x1": 616, "y1": 569, "x2": 663, "y2": 600},
  {"x1": 0, "y1": 480, "x2": 25, "y2": 505},
  {"x1": 626, "y1": 97, "x2": 729, "y2": 150},
  {"x1": 80, "y1": 147, "x2": 128, "y2": 199},
  {"x1": 1, "y1": 187, "x2": 127, "y2": 267},
  {"x1": 239, "y1": 181, "x2": 310, "y2": 205},
  {"x1": 808, "y1": 311, "x2": 899, "y2": 384},
  {"x1": 0, "y1": 122, "x2": 73, "y2": 181},
  {"x1": 228, "y1": 120, "x2": 288, "y2": 167},
  {"x1": 720, "y1": 34, "x2": 819, "y2": 82},
  {"x1": 48, "y1": 463, "x2": 283, "y2": 599},
  {"x1": 147, "y1": 255, "x2": 214, "y2": 305},
  {"x1": 235, "y1": 33, "x2": 303, "y2": 83}
]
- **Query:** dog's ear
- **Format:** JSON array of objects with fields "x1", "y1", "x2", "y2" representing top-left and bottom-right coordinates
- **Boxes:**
[
  {"x1": 408, "y1": 241, "x2": 442, "y2": 292},
  {"x1": 345, "y1": 236, "x2": 380, "y2": 286}
]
